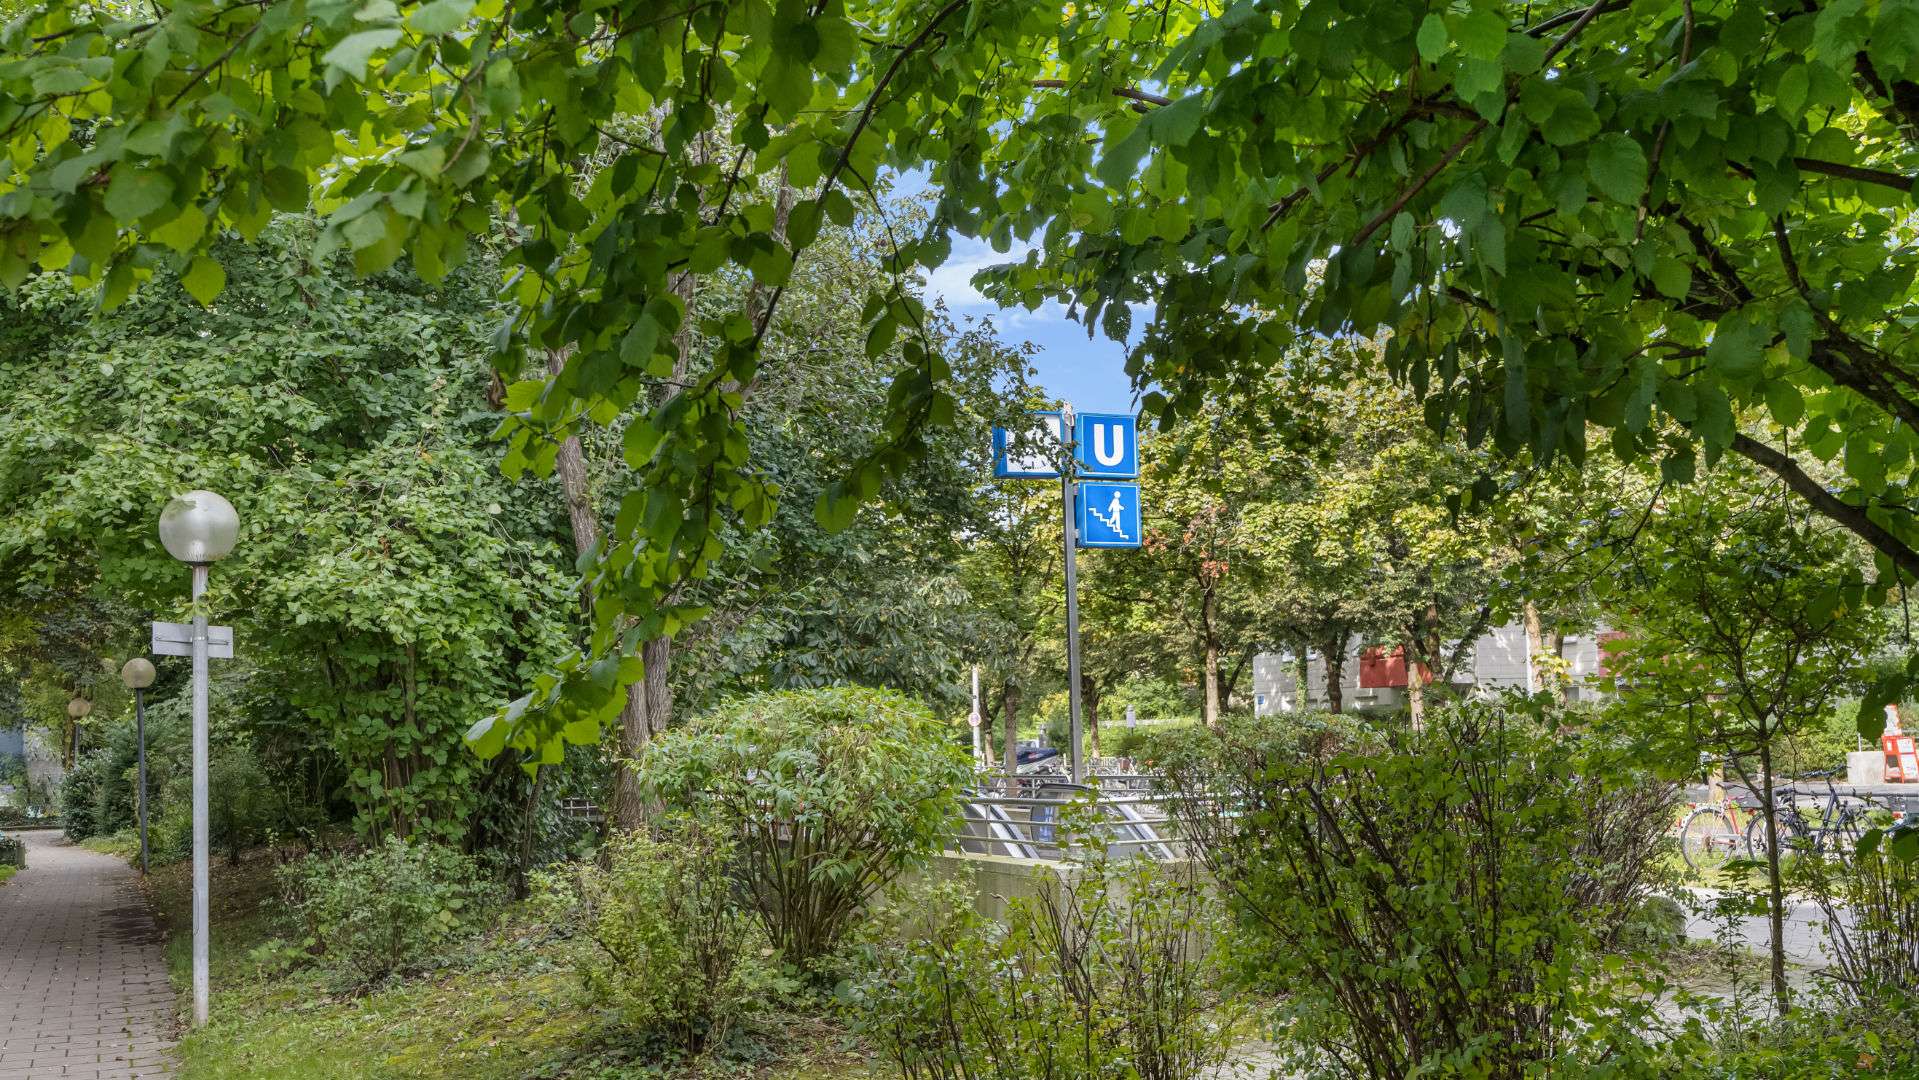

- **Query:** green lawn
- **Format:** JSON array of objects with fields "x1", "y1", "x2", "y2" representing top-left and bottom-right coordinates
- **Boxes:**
[
  {"x1": 130, "y1": 852, "x2": 881, "y2": 1080},
  {"x1": 0, "y1": 864, "x2": 17, "y2": 888}
]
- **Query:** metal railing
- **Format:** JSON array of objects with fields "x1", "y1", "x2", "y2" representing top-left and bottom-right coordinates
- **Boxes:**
[{"x1": 950, "y1": 773, "x2": 1185, "y2": 862}]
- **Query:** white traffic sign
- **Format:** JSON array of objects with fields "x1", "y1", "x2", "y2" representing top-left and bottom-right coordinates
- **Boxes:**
[
  {"x1": 1077, "y1": 481, "x2": 1143, "y2": 548},
  {"x1": 992, "y1": 410, "x2": 1063, "y2": 478},
  {"x1": 1074, "y1": 412, "x2": 1138, "y2": 478},
  {"x1": 152, "y1": 621, "x2": 234, "y2": 659}
]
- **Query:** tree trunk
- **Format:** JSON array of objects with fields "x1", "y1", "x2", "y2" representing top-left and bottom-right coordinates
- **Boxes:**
[
  {"x1": 1323, "y1": 637, "x2": 1346, "y2": 715},
  {"x1": 1757, "y1": 730, "x2": 1792, "y2": 1015},
  {"x1": 1405, "y1": 638, "x2": 1426, "y2": 730},
  {"x1": 609, "y1": 635, "x2": 673, "y2": 831},
  {"x1": 1522, "y1": 599, "x2": 1545, "y2": 694},
  {"x1": 1550, "y1": 629, "x2": 1569, "y2": 705},
  {"x1": 1294, "y1": 645, "x2": 1311, "y2": 712},
  {"x1": 1201, "y1": 589, "x2": 1221, "y2": 728},
  {"x1": 1001, "y1": 680, "x2": 1021, "y2": 786},
  {"x1": 1082, "y1": 674, "x2": 1101, "y2": 761}
]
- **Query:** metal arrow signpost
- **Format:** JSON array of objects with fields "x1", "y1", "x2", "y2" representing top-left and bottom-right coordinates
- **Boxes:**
[{"x1": 993, "y1": 407, "x2": 1141, "y2": 785}]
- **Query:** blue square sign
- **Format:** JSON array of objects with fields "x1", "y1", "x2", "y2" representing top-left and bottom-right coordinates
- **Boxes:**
[
  {"x1": 1074, "y1": 412, "x2": 1138, "y2": 478},
  {"x1": 1076, "y1": 481, "x2": 1142, "y2": 548},
  {"x1": 993, "y1": 411, "x2": 1063, "y2": 479}
]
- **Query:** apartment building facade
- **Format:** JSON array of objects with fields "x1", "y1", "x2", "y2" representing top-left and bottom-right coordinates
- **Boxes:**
[{"x1": 1250, "y1": 623, "x2": 1618, "y2": 714}]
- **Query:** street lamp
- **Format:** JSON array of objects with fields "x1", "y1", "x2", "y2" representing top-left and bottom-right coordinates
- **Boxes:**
[
  {"x1": 65, "y1": 696, "x2": 91, "y2": 765},
  {"x1": 157, "y1": 489, "x2": 238, "y2": 1028},
  {"x1": 120, "y1": 658, "x2": 156, "y2": 876}
]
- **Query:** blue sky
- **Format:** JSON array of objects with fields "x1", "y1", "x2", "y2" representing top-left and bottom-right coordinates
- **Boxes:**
[
  {"x1": 921, "y1": 231, "x2": 1144, "y2": 413},
  {"x1": 891, "y1": 166, "x2": 1144, "y2": 414}
]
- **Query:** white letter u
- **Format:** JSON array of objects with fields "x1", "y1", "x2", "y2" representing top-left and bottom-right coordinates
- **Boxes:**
[{"x1": 1093, "y1": 424, "x2": 1125, "y2": 466}]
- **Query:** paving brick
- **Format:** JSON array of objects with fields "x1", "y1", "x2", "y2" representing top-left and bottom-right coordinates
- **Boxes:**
[{"x1": 0, "y1": 833, "x2": 175, "y2": 1076}]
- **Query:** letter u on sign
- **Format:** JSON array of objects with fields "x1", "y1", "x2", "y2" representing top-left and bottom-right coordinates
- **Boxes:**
[{"x1": 1074, "y1": 413, "x2": 1138, "y2": 478}]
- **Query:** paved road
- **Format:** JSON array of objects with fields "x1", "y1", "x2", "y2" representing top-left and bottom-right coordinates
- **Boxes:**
[
  {"x1": 1678, "y1": 885, "x2": 1837, "y2": 967},
  {"x1": 0, "y1": 831, "x2": 175, "y2": 1078}
]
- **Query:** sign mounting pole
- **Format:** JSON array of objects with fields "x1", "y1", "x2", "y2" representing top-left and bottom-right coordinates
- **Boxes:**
[{"x1": 1061, "y1": 405, "x2": 1085, "y2": 785}]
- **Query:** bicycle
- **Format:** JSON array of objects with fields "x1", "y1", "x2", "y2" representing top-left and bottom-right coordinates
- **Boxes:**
[
  {"x1": 1743, "y1": 768, "x2": 1878, "y2": 861},
  {"x1": 1677, "y1": 791, "x2": 1761, "y2": 873}
]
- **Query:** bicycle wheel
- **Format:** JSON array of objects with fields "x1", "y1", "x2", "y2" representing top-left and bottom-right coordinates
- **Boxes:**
[
  {"x1": 1679, "y1": 807, "x2": 1742, "y2": 873},
  {"x1": 1746, "y1": 809, "x2": 1802, "y2": 859}
]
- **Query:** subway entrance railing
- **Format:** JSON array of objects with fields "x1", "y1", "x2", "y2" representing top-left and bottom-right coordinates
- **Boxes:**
[{"x1": 951, "y1": 773, "x2": 1186, "y2": 862}]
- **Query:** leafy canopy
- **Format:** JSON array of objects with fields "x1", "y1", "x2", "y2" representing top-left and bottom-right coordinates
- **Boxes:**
[{"x1": 5, "y1": 0, "x2": 1918, "y2": 751}]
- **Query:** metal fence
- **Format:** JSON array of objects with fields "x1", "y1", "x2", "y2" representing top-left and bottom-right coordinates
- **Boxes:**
[{"x1": 950, "y1": 773, "x2": 1185, "y2": 862}]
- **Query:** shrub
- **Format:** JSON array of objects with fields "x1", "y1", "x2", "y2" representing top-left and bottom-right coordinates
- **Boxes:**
[
  {"x1": 642, "y1": 686, "x2": 970, "y2": 966},
  {"x1": 1156, "y1": 701, "x2": 1677, "y2": 1077},
  {"x1": 539, "y1": 817, "x2": 781, "y2": 1057},
  {"x1": 858, "y1": 837, "x2": 1235, "y2": 1080},
  {"x1": 1798, "y1": 820, "x2": 1919, "y2": 1014},
  {"x1": 0, "y1": 832, "x2": 23, "y2": 869},
  {"x1": 278, "y1": 837, "x2": 502, "y2": 989}
]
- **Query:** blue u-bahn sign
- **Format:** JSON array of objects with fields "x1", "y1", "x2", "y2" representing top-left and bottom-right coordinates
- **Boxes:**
[
  {"x1": 1076, "y1": 481, "x2": 1143, "y2": 548},
  {"x1": 992, "y1": 410, "x2": 1063, "y2": 479},
  {"x1": 1073, "y1": 413, "x2": 1138, "y2": 478}
]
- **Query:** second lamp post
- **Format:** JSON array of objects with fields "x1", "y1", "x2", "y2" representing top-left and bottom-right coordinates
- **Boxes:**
[{"x1": 157, "y1": 489, "x2": 239, "y2": 1028}]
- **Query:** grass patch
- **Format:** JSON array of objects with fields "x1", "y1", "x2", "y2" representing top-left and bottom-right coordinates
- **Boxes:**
[
  {"x1": 81, "y1": 829, "x2": 142, "y2": 862},
  {"x1": 0, "y1": 864, "x2": 17, "y2": 887},
  {"x1": 134, "y1": 850, "x2": 881, "y2": 1080}
]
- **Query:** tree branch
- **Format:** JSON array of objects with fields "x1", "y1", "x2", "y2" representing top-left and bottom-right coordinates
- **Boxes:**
[
  {"x1": 1730, "y1": 433, "x2": 1919, "y2": 584},
  {"x1": 1030, "y1": 78, "x2": 1173, "y2": 109},
  {"x1": 1792, "y1": 156, "x2": 1913, "y2": 192}
]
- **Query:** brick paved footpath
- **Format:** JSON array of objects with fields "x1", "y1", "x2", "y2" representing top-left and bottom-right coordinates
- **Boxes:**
[{"x1": 0, "y1": 830, "x2": 175, "y2": 1078}]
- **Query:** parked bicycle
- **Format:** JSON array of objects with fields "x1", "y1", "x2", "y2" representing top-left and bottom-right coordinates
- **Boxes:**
[
  {"x1": 1743, "y1": 768, "x2": 1878, "y2": 861},
  {"x1": 1677, "y1": 789, "x2": 1761, "y2": 873}
]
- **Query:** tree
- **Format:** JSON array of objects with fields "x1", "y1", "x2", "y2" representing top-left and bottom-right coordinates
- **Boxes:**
[
  {"x1": 958, "y1": 444, "x2": 1061, "y2": 776},
  {"x1": 7, "y1": 0, "x2": 1914, "y2": 753},
  {"x1": 1076, "y1": 409, "x2": 1274, "y2": 727},
  {"x1": 0, "y1": 216, "x2": 578, "y2": 841},
  {"x1": 1240, "y1": 359, "x2": 1506, "y2": 720},
  {"x1": 1606, "y1": 463, "x2": 1886, "y2": 1014}
]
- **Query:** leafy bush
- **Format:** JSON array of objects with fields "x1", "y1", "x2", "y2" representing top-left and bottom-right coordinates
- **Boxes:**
[
  {"x1": 1798, "y1": 820, "x2": 1919, "y2": 1014},
  {"x1": 1698, "y1": 987, "x2": 1919, "y2": 1077},
  {"x1": 278, "y1": 837, "x2": 502, "y2": 989},
  {"x1": 642, "y1": 686, "x2": 970, "y2": 966},
  {"x1": 538, "y1": 817, "x2": 782, "y2": 1057},
  {"x1": 0, "y1": 832, "x2": 22, "y2": 869},
  {"x1": 1155, "y1": 702, "x2": 1677, "y2": 1076},
  {"x1": 858, "y1": 837, "x2": 1235, "y2": 1080}
]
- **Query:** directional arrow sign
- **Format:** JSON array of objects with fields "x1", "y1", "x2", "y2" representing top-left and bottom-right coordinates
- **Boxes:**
[
  {"x1": 992, "y1": 410, "x2": 1063, "y2": 478},
  {"x1": 1076, "y1": 481, "x2": 1143, "y2": 548},
  {"x1": 152, "y1": 621, "x2": 234, "y2": 660},
  {"x1": 1074, "y1": 412, "x2": 1138, "y2": 478}
]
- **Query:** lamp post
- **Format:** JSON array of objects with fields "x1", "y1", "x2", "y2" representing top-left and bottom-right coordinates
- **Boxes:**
[
  {"x1": 158, "y1": 489, "x2": 238, "y2": 1028},
  {"x1": 65, "y1": 696, "x2": 91, "y2": 765},
  {"x1": 120, "y1": 658, "x2": 156, "y2": 875}
]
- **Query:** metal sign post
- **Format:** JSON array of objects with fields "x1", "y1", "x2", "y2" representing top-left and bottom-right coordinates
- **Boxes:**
[
  {"x1": 190, "y1": 566, "x2": 212, "y2": 1027},
  {"x1": 968, "y1": 664, "x2": 984, "y2": 768},
  {"x1": 991, "y1": 407, "x2": 1142, "y2": 792},
  {"x1": 1060, "y1": 406, "x2": 1085, "y2": 785},
  {"x1": 135, "y1": 687, "x2": 148, "y2": 874}
]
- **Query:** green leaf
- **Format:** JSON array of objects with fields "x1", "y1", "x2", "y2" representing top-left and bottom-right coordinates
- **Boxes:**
[
  {"x1": 103, "y1": 164, "x2": 174, "y2": 222},
  {"x1": 1763, "y1": 381, "x2": 1805, "y2": 428},
  {"x1": 1416, "y1": 14, "x2": 1449, "y2": 61},
  {"x1": 1858, "y1": 674, "x2": 1905, "y2": 740},
  {"x1": 1586, "y1": 134, "x2": 1648, "y2": 204},
  {"x1": 405, "y1": 0, "x2": 473, "y2": 35},
  {"x1": 1649, "y1": 257, "x2": 1691, "y2": 300},
  {"x1": 181, "y1": 255, "x2": 225, "y2": 306},
  {"x1": 1451, "y1": 9, "x2": 1507, "y2": 60},
  {"x1": 322, "y1": 28, "x2": 402, "y2": 80}
]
